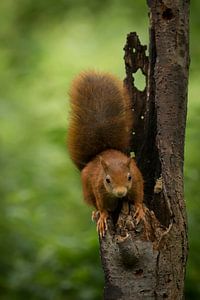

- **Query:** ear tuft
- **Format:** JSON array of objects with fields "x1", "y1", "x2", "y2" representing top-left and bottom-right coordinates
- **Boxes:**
[
  {"x1": 126, "y1": 156, "x2": 132, "y2": 168},
  {"x1": 99, "y1": 156, "x2": 109, "y2": 172}
]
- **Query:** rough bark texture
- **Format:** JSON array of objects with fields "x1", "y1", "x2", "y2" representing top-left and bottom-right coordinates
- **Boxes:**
[{"x1": 100, "y1": 1, "x2": 190, "y2": 299}]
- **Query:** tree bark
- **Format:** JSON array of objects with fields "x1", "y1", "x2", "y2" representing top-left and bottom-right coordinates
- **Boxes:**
[{"x1": 100, "y1": 1, "x2": 190, "y2": 299}]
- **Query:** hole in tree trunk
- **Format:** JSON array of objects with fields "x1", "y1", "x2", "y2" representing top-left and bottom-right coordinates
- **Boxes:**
[
  {"x1": 163, "y1": 292, "x2": 168, "y2": 298},
  {"x1": 162, "y1": 8, "x2": 174, "y2": 20},
  {"x1": 133, "y1": 68, "x2": 146, "y2": 91},
  {"x1": 135, "y1": 269, "x2": 143, "y2": 276}
]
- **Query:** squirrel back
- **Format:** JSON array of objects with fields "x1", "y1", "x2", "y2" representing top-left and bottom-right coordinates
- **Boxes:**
[{"x1": 68, "y1": 71, "x2": 133, "y2": 170}]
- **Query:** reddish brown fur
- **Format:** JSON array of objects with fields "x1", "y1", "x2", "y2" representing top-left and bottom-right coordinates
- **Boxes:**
[
  {"x1": 81, "y1": 149, "x2": 145, "y2": 236},
  {"x1": 67, "y1": 71, "x2": 145, "y2": 237},
  {"x1": 68, "y1": 71, "x2": 133, "y2": 170},
  {"x1": 81, "y1": 150, "x2": 144, "y2": 212}
]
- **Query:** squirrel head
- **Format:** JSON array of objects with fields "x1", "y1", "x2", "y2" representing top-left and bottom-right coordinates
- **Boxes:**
[{"x1": 99, "y1": 156, "x2": 132, "y2": 198}]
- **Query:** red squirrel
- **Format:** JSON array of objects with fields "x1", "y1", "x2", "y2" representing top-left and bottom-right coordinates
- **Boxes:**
[{"x1": 68, "y1": 71, "x2": 145, "y2": 237}]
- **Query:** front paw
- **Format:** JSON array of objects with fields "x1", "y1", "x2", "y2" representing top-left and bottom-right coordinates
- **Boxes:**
[
  {"x1": 133, "y1": 204, "x2": 146, "y2": 224},
  {"x1": 97, "y1": 212, "x2": 108, "y2": 238}
]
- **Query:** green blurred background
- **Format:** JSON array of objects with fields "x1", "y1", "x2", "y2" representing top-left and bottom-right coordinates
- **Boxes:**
[{"x1": 0, "y1": 0, "x2": 199, "y2": 299}]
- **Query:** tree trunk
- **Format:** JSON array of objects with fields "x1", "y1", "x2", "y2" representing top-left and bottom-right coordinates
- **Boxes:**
[{"x1": 100, "y1": 1, "x2": 190, "y2": 299}]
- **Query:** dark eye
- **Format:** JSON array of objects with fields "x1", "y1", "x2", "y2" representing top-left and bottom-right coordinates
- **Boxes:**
[
  {"x1": 105, "y1": 175, "x2": 111, "y2": 184},
  {"x1": 127, "y1": 174, "x2": 132, "y2": 181}
]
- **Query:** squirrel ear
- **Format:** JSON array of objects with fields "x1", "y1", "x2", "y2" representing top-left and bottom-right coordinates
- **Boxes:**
[
  {"x1": 99, "y1": 156, "x2": 108, "y2": 172},
  {"x1": 126, "y1": 156, "x2": 132, "y2": 168}
]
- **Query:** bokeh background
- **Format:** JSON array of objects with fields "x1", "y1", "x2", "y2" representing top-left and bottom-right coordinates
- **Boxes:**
[{"x1": 0, "y1": 0, "x2": 199, "y2": 299}]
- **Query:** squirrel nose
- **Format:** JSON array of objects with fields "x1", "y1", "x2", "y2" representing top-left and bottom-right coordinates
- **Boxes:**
[{"x1": 115, "y1": 187, "x2": 127, "y2": 198}]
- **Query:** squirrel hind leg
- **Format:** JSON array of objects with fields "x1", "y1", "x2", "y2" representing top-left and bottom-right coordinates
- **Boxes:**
[{"x1": 81, "y1": 168, "x2": 96, "y2": 207}]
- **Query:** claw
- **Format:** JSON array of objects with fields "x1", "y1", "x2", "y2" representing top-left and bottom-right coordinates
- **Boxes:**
[
  {"x1": 104, "y1": 219, "x2": 108, "y2": 231},
  {"x1": 92, "y1": 210, "x2": 99, "y2": 222}
]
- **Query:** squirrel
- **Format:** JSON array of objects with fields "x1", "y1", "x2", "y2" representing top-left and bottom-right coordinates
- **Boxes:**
[{"x1": 68, "y1": 71, "x2": 145, "y2": 237}]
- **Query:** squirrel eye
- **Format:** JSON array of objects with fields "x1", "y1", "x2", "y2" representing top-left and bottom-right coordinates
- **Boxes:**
[
  {"x1": 127, "y1": 174, "x2": 132, "y2": 181},
  {"x1": 105, "y1": 175, "x2": 111, "y2": 184}
]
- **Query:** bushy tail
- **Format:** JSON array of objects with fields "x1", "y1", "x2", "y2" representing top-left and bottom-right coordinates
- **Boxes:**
[{"x1": 67, "y1": 71, "x2": 133, "y2": 170}]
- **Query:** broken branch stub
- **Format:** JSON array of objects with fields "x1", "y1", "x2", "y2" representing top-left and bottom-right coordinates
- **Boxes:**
[{"x1": 124, "y1": 32, "x2": 149, "y2": 157}]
